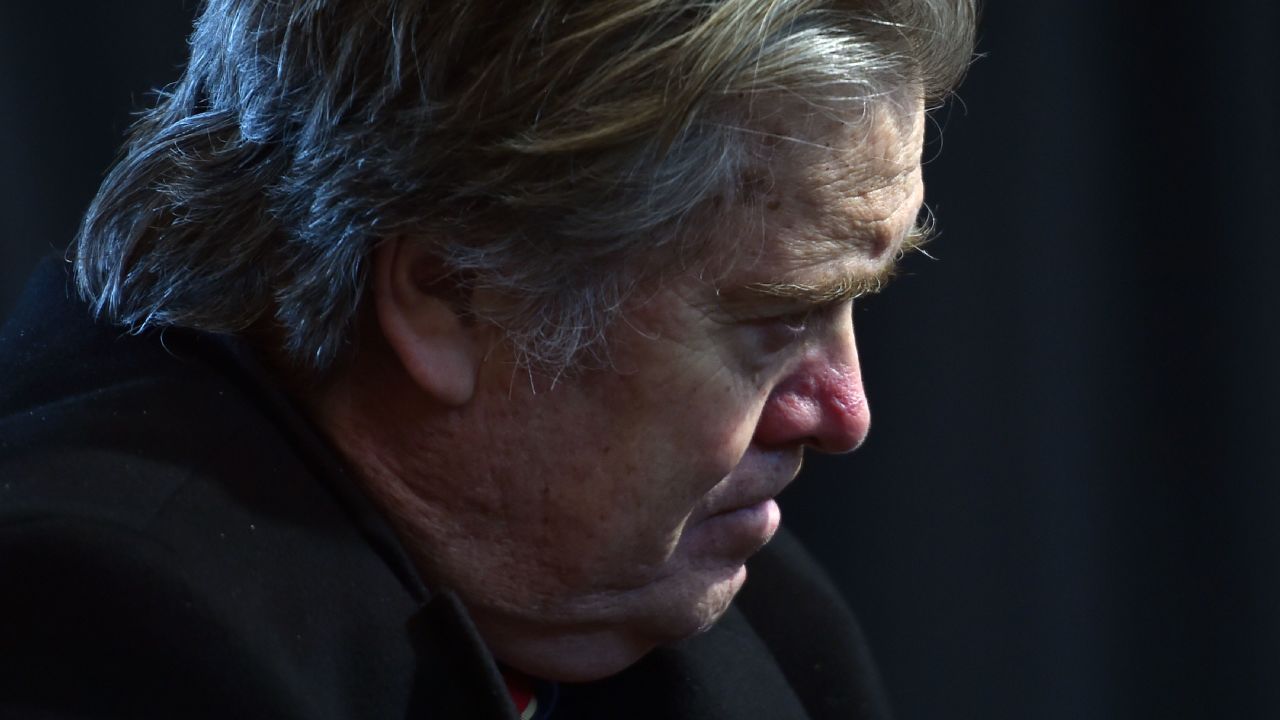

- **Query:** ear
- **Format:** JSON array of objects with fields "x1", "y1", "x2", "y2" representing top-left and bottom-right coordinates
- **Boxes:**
[{"x1": 372, "y1": 237, "x2": 481, "y2": 407}]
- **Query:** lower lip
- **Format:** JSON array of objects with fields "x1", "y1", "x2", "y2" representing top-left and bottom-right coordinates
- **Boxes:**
[{"x1": 700, "y1": 498, "x2": 782, "y2": 555}]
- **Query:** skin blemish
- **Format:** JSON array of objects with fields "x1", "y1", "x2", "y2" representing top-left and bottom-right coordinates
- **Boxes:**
[
  {"x1": 819, "y1": 365, "x2": 866, "y2": 415},
  {"x1": 866, "y1": 227, "x2": 894, "y2": 259},
  {"x1": 773, "y1": 385, "x2": 820, "y2": 422},
  {"x1": 737, "y1": 168, "x2": 770, "y2": 205}
]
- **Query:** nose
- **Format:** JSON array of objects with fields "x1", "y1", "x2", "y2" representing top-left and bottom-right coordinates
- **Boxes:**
[{"x1": 752, "y1": 339, "x2": 871, "y2": 454}]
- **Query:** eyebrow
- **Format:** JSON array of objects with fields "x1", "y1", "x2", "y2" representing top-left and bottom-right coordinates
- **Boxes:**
[{"x1": 733, "y1": 221, "x2": 933, "y2": 306}]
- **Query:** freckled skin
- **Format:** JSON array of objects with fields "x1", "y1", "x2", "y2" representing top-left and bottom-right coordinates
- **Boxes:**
[{"x1": 318, "y1": 101, "x2": 927, "y2": 682}]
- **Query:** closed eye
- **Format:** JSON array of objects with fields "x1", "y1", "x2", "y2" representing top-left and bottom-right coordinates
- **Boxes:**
[
  {"x1": 776, "y1": 308, "x2": 816, "y2": 334},
  {"x1": 749, "y1": 300, "x2": 847, "y2": 342}
]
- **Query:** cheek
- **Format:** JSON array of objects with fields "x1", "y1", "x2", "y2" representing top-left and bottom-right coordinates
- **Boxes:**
[
  {"x1": 649, "y1": 368, "x2": 764, "y2": 478},
  {"x1": 559, "y1": 375, "x2": 759, "y2": 550}
]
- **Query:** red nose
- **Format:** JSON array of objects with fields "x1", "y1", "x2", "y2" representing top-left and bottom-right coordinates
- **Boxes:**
[{"x1": 753, "y1": 361, "x2": 870, "y2": 454}]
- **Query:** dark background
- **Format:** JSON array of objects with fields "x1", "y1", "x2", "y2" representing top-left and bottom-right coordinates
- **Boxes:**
[{"x1": 3, "y1": 2, "x2": 1277, "y2": 718}]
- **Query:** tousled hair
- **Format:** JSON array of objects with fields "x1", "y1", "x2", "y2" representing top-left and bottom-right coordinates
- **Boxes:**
[{"x1": 74, "y1": 0, "x2": 977, "y2": 375}]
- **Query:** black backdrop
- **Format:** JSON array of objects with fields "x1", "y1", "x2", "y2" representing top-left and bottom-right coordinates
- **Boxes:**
[{"x1": 3, "y1": 3, "x2": 1277, "y2": 718}]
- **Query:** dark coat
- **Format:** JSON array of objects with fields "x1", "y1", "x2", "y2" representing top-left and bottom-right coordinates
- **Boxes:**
[{"x1": 0, "y1": 260, "x2": 892, "y2": 719}]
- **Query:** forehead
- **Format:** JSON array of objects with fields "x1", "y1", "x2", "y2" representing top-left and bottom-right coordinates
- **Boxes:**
[{"x1": 709, "y1": 100, "x2": 926, "y2": 290}]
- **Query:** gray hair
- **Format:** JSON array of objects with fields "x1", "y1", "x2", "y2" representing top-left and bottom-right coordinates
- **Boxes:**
[{"x1": 74, "y1": 0, "x2": 976, "y2": 376}]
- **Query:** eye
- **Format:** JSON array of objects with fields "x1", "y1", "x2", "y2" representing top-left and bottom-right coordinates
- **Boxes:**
[
  {"x1": 742, "y1": 308, "x2": 819, "y2": 352},
  {"x1": 776, "y1": 308, "x2": 815, "y2": 334},
  {"x1": 770, "y1": 300, "x2": 854, "y2": 338}
]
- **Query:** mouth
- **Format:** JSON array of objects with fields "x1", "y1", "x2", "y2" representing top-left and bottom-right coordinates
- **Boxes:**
[
  {"x1": 701, "y1": 449, "x2": 804, "y2": 520},
  {"x1": 713, "y1": 497, "x2": 782, "y2": 535},
  {"x1": 679, "y1": 449, "x2": 801, "y2": 560},
  {"x1": 690, "y1": 497, "x2": 782, "y2": 561},
  {"x1": 708, "y1": 484, "x2": 786, "y2": 518}
]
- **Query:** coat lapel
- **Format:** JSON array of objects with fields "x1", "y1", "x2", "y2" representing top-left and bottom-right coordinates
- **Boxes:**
[{"x1": 406, "y1": 591, "x2": 519, "y2": 720}]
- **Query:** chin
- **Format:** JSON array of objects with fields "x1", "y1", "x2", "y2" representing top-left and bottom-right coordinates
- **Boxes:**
[
  {"x1": 479, "y1": 563, "x2": 749, "y2": 682},
  {"x1": 644, "y1": 560, "x2": 749, "y2": 640}
]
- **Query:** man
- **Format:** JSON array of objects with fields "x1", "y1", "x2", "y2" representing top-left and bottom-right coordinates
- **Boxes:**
[{"x1": 0, "y1": 1, "x2": 975, "y2": 718}]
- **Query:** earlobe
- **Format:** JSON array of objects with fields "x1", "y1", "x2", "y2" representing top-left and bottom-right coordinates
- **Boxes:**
[{"x1": 372, "y1": 238, "x2": 480, "y2": 407}]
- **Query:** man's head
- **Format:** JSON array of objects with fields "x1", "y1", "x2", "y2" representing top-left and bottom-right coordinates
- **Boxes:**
[{"x1": 74, "y1": 0, "x2": 975, "y2": 682}]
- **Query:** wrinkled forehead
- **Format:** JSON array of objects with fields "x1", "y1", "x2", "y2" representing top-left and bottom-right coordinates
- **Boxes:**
[
  {"x1": 705, "y1": 96, "x2": 927, "y2": 281},
  {"x1": 762, "y1": 99, "x2": 925, "y2": 203}
]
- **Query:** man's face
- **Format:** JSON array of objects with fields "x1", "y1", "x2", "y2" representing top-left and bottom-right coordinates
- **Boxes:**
[{"x1": 389, "y1": 101, "x2": 926, "y2": 679}]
